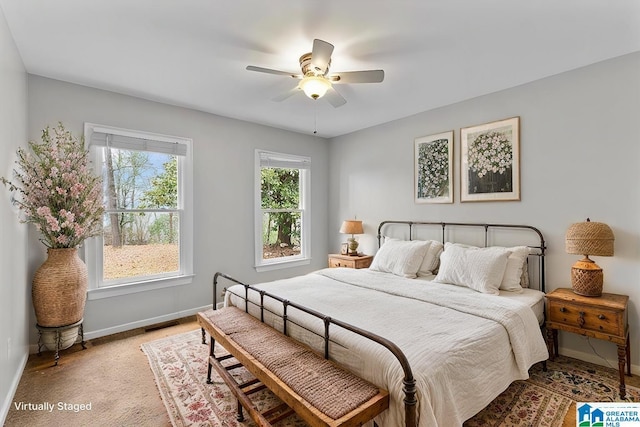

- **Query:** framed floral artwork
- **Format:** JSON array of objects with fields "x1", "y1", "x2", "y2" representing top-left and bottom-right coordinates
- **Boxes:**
[
  {"x1": 414, "y1": 131, "x2": 454, "y2": 203},
  {"x1": 460, "y1": 117, "x2": 520, "y2": 202}
]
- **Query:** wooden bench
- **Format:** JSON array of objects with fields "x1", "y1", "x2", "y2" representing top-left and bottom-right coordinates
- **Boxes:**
[{"x1": 197, "y1": 306, "x2": 390, "y2": 427}]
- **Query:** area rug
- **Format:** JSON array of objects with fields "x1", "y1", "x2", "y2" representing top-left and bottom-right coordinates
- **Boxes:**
[
  {"x1": 141, "y1": 328, "x2": 307, "y2": 426},
  {"x1": 142, "y1": 329, "x2": 639, "y2": 427}
]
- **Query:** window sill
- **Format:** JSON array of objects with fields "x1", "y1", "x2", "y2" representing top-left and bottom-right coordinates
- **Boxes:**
[
  {"x1": 87, "y1": 274, "x2": 195, "y2": 300},
  {"x1": 255, "y1": 257, "x2": 310, "y2": 273}
]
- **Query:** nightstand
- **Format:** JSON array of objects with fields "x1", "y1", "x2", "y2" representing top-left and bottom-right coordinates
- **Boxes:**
[
  {"x1": 328, "y1": 254, "x2": 373, "y2": 269},
  {"x1": 545, "y1": 288, "x2": 631, "y2": 398}
]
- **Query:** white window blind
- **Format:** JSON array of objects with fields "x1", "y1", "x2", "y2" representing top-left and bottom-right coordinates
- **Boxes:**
[
  {"x1": 90, "y1": 130, "x2": 188, "y2": 156},
  {"x1": 259, "y1": 150, "x2": 311, "y2": 170}
]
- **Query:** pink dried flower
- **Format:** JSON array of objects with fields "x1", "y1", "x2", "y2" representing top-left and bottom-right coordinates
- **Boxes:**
[{"x1": 1, "y1": 123, "x2": 104, "y2": 248}]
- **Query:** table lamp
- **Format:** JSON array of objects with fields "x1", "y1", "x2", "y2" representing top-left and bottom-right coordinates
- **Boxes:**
[
  {"x1": 565, "y1": 218, "x2": 614, "y2": 297},
  {"x1": 340, "y1": 220, "x2": 364, "y2": 256}
]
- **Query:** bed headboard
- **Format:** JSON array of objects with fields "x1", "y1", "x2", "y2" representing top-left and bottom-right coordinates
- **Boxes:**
[{"x1": 377, "y1": 220, "x2": 546, "y2": 293}]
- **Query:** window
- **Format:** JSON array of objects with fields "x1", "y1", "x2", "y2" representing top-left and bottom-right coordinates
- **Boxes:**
[
  {"x1": 84, "y1": 123, "x2": 193, "y2": 298},
  {"x1": 255, "y1": 150, "x2": 310, "y2": 271}
]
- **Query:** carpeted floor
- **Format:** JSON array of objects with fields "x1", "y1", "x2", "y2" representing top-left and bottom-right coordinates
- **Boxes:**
[
  {"x1": 4, "y1": 318, "x2": 197, "y2": 427},
  {"x1": 5, "y1": 318, "x2": 639, "y2": 427}
]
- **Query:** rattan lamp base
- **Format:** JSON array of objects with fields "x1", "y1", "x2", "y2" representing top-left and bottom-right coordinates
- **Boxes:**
[{"x1": 571, "y1": 259, "x2": 603, "y2": 297}]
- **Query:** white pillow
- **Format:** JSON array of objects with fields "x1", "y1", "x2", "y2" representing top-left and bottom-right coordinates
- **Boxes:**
[
  {"x1": 369, "y1": 239, "x2": 430, "y2": 278},
  {"x1": 433, "y1": 243, "x2": 511, "y2": 295},
  {"x1": 418, "y1": 240, "x2": 444, "y2": 276},
  {"x1": 520, "y1": 258, "x2": 530, "y2": 288},
  {"x1": 499, "y1": 246, "x2": 529, "y2": 292}
]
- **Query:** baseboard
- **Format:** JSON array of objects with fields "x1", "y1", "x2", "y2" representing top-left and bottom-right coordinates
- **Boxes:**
[
  {"x1": 83, "y1": 304, "x2": 212, "y2": 341},
  {"x1": 560, "y1": 347, "x2": 638, "y2": 376},
  {"x1": 1, "y1": 351, "x2": 29, "y2": 426}
]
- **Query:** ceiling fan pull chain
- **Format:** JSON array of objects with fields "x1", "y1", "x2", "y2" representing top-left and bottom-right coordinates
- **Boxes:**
[{"x1": 313, "y1": 107, "x2": 318, "y2": 135}]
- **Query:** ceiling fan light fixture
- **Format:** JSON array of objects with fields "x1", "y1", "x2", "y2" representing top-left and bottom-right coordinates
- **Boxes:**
[
  {"x1": 300, "y1": 75, "x2": 331, "y2": 100},
  {"x1": 246, "y1": 39, "x2": 383, "y2": 107}
]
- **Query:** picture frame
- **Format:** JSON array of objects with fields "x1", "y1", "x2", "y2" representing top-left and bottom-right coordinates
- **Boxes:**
[
  {"x1": 460, "y1": 117, "x2": 520, "y2": 202},
  {"x1": 340, "y1": 243, "x2": 349, "y2": 255},
  {"x1": 414, "y1": 130, "x2": 454, "y2": 204}
]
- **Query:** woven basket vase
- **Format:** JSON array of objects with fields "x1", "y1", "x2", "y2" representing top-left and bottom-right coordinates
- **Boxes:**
[{"x1": 32, "y1": 248, "x2": 88, "y2": 328}]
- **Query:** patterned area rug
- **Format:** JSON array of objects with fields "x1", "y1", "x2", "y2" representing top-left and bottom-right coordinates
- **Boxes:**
[
  {"x1": 466, "y1": 355, "x2": 639, "y2": 426},
  {"x1": 142, "y1": 329, "x2": 639, "y2": 427},
  {"x1": 142, "y1": 328, "x2": 306, "y2": 426}
]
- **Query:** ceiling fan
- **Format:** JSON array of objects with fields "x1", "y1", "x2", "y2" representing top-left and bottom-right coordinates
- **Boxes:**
[{"x1": 246, "y1": 39, "x2": 384, "y2": 108}]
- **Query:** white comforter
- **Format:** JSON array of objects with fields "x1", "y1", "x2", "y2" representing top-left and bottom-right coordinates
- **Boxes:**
[{"x1": 224, "y1": 268, "x2": 548, "y2": 427}]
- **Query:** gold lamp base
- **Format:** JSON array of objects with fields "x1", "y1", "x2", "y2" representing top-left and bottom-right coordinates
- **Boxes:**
[{"x1": 571, "y1": 257, "x2": 603, "y2": 297}]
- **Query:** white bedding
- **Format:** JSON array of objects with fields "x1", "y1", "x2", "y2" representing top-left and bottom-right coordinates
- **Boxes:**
[
  {"x1": 417, "y1": 274, "x2": 546, "y2": 324},
  {"x1": 224, "y1": 268, "x2": 548, "y2": 427}
]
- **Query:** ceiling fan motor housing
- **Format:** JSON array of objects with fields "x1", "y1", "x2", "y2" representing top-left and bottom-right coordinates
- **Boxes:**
[{"x1": 299, "y1": 52, "x2": 330, "y2": 76}]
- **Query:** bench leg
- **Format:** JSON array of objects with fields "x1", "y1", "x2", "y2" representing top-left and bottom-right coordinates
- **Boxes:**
[
  {"x1": 236, "y1": 400, "x2": 244, "y2": 421},
  {"x1": 206, "y1": 338, "x2": 215, "y2": 384}
]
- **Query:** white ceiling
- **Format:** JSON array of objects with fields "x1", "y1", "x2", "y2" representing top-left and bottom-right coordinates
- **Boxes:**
[{"x1": 1, "y1": 1, "x2": 639, "y2": 138}]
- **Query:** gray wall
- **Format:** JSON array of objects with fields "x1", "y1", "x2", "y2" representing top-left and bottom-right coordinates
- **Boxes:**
[
  {"x1": 0, "y1": 5, "x2": 28, "y2": 424},
  {"x1": 329, "y1": 51, "x2": 640, "y2": 372},
  {"x1": 26, "y1": 75, "x2": 330, "y2": 341}
]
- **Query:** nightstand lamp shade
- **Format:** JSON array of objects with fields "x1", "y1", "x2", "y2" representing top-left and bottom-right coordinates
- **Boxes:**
[
  {"x1": 565, "y1": 218, "x2": 614, "y2": 297},
  {"x1": 340, "y1": 220, "x2": 364, "y2": 256}
]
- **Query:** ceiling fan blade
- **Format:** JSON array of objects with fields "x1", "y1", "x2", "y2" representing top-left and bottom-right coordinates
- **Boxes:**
[
  {"x1": 324, "y1": 87, "x2": 346, "y2": 108},
  {"x1": 272, "y1": 86, "x2": 301, "y2": 102},
  {"x1": 246, "y1": 65, "x2": 301, "y2": 78},
  {"x1": 311, "y1": 39, "x2": 334, "y2": 75},
  {"x1": 330, "y1": 70, "x2": 385, "y2": 84}
]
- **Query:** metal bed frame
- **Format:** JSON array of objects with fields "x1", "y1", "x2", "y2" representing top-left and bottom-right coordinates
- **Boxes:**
[{"x1": 210, "y1": 220, "x2": 547, "y2": 427}]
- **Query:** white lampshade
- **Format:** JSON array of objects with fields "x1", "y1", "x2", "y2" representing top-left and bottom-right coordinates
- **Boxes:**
[{"x1": 300, "y1": 75, "x2": 331, "y2": 100}]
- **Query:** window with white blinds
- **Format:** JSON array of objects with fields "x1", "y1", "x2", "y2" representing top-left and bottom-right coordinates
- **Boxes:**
[
  {"x1": 84, "y1": 123, "x2": 194, "y2": 298},
  {"x1": 255, "y1": 149, "x2": 311, "y2": 271}
]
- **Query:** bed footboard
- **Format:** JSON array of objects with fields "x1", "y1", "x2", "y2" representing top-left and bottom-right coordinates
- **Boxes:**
[{"x1": 212, "y1": 271, "x2": 418, "y2": 427}]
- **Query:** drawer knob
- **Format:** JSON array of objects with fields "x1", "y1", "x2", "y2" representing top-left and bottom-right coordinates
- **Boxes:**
[
  {"x1": 559, "y1": 307, "x2": 566, "y2": 313},
  {"x1": 578, "y1": 312, "x2": 585, "y2": 327},
  {"x1": 598, "y1": 314, "x2": 605, "y2": 320}
]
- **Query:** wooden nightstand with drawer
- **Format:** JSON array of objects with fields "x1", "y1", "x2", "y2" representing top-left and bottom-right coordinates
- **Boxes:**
[
  {"x1": 545, "y1": 288, "x2": 631, "y2": 398},
  {"x1": 328, "y1": 254, "x2": 373, "y2": 269}
]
